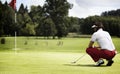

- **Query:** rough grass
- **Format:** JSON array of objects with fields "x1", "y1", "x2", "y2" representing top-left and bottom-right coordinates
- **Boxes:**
[{"x1": 0, "y1": 37, "x2": 120, "y2": 74}]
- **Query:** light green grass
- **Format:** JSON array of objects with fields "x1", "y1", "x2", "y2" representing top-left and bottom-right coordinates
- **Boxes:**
[
  {"x1": 0, "y1": 37, "x2": 120, "y2": 74},
  {"x1": 0, "y1": 37, "x2": 91, "y2": 52},
  {"x1": 0, "y1": 52, "x2": 120, "y2": 74}
]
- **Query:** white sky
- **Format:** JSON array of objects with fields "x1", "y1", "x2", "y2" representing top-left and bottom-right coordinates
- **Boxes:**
[{"x1": 1, "y1": 0, "x2": 120, "y2": 18}]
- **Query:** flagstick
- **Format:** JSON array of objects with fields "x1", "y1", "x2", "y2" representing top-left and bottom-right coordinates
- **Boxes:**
[
  {"x1": 15, "y1": 13, "x2": 17, "y2": 23},
  {"x1": 15, "y1": 31, "x2": 17, "y2": 53},
  {"x1": 14, "y1": 12, "x2": 17, "y2": 53},
  {"x1": 9, "y1": 0, "x2": 17, "y2": 53}
]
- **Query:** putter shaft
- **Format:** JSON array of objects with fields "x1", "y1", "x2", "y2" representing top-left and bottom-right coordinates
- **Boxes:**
[{"x1": 72, "y1": 54, "x2": 86, "y2": 63}]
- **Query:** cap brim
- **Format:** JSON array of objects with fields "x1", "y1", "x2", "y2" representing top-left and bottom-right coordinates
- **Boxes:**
[{"x1": 91, "y1": 25, "x2": 97, "y2": 28}]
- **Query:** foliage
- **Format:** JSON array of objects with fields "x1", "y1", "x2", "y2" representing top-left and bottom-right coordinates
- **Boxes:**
[
  {"x1": 43, "y1": 0, "x2": 72, "y2": 38},
  {"x1": 0, "y1": 1, "x2": 120, "y2": 37},
  {"x1": 29, "y1": 5, "x2": 43, "y2": 25},
  {"x1": 101, "y1": 9, "x2": 120, "y2": 17},
  {"x1": 80, "y1": 16, "x2": 120, "y2": 36},
  {"x1": 0, "y1": 1, "x2": 16, "y2": 36},
  {"x1": 17, "y1": 4, "x2": 35, "y2": 36},
  {"x1": 36, "y1": 17, "x2": 57, "y2": 38},
  {"x1": 20, "y1": 22, "x2": 36, "y2": 36}
]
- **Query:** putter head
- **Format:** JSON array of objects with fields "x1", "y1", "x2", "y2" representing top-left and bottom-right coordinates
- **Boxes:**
[{"x1": 71, "y1": 61, "x2": 76, "y2": 64}]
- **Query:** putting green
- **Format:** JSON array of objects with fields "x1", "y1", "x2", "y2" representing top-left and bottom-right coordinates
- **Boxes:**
[
  {"x1": 0, "y1": 37, "x2": 120, "y2": 74},
  {"x1": 0, "y1": 51, "x2": 120, "y2": 74}
]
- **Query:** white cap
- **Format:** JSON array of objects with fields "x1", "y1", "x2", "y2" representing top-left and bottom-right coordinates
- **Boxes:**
[{"x1": 91, "y1": 25, "x2": 97, "y2": 28}]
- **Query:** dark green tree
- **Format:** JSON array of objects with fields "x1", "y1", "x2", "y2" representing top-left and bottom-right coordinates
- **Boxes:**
[
  {"x1": 43, "y1": 0, "x2": 72, "y2": 39},
  {"x1": 29, "y1": 5, "x2": 44, "y2": 36},
  {"x1": 29, "y1": 5, "x2": 43, "y2": 25},
  {"x1": 17, "y1": 4, "x2": 35, "y2": 36},
  {"x1": 101, "y1": 9, "x2": 120, "y2": 17},
  {"x1": 0, "y1": 1, "x2": 16, "y2": 36},
  {"x1": 68, "y1": 17, "x2": 80, "y2": 33},
  {"x1": 36, "y1": 17, "x2": 56, "y2": 39},
  {"x1": 0, "y1": 1, "x2": 3, "y2": 36}
]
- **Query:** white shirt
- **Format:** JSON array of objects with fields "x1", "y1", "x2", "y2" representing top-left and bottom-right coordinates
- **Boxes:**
[{"x1": 91, "y1": 29, "x2": 115, "y2": 51}]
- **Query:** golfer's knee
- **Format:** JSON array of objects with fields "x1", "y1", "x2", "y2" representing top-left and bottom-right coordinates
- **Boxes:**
[{"x1": 86, "y1": 48, "x2": 92, "y2": 54}]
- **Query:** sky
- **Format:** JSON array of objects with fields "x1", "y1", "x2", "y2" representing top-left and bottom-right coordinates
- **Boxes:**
[{"x1": 1, "y1": 0, "x2": 120, "y2": 18}]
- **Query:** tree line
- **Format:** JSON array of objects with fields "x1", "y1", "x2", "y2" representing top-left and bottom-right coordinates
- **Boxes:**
[
  {"x1": 0, "y1": 0, "x2": 120, "y2": 38},
  {"x1": 80, "y1": 9, "x2": 120, "y2": 37}
]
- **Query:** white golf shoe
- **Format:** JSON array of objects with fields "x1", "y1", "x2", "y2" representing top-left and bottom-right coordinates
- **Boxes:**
[{"x1": 96, "y1": 59, "x2": 104, "y2": 66}]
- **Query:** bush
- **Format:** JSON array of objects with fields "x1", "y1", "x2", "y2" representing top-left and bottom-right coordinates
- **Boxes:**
[{"x1": 1, "y1": 38, "x2": 5, "y2": 44}]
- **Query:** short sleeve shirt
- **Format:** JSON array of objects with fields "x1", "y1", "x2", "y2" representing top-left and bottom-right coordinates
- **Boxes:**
[{"x1": 91, "y1": 29, "x2": 115, "y2": 51}]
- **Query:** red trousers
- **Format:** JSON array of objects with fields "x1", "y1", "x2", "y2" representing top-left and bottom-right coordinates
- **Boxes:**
[{"x1": 86, "y1": 47, "x2": 116, "y2": 62}]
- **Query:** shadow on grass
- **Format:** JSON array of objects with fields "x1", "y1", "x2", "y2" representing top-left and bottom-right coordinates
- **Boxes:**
[{"x1": 64, "y1": 64, "x2": 107, "y2": 67}]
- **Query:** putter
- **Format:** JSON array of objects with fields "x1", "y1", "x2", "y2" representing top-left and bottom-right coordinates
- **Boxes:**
[{"x1": 71, "y1": 54, "x2": 86, "y2": 64}]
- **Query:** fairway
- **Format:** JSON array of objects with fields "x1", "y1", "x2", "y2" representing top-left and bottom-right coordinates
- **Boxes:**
[{"x1": 0, "y1": 37, "x2": 120, "y2": 74}]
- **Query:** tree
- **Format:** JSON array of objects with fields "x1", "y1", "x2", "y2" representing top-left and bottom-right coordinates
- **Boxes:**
[
  {"x1": 20, "y1": 22, "x2": 35, "y2": 36},
  {"x1": 36, "y1": 17, "x2": 56, "y2": 39},
  {"x1": 101, "y1": 9, "x2": 120, "y2": 17},
  {"x1": 29, "y1": 5, "x2": 43, "y2": 25},
  {"x1": 68, "y1": 17, "x2": 80, "y2": 33},
  {"x1": 29, "y1": 5, "x2": 44, "y2": 36},
  {"x1": 43, "y1": 0, "x2": 72, "y2": 38},
  {"x1": 17, "y1": 3, "x2": 35, "y2": 36},
  {"x1": 0, "y1": 1, "x2": 16, "y2": 36},
  {"x1": 0, "y1": 1, "x2": 3, "y2": 36}
]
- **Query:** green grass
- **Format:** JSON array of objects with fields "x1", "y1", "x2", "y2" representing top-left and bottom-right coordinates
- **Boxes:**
[
  {"x1": 0, "y1": 37, "x2": 120, "y2": 74},
  {"x1": 0, "y1": 37, "x2": 91, "y2": 52}
]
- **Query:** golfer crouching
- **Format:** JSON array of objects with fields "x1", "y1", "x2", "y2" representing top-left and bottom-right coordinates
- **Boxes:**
[{"x1": 86, "y1": 22, "x2": 117, "y2": 66}]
